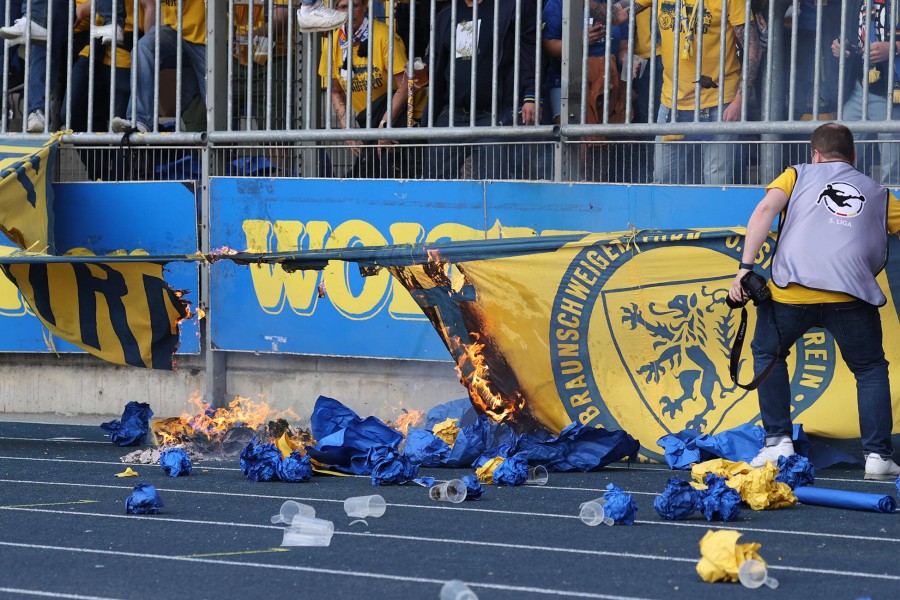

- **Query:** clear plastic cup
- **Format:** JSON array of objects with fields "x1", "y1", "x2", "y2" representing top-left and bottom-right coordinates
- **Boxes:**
[
  {"x1": 270, "y1": 500, "x2": 316, "y2": 525},
  {"x1": 738, "y1": 559, "x2": 779, "y2": 589},
  {"x1": 439, "y1": 579, "x2": 478, "y2": 600},
  {"x1": 525, "y1": 465, "x2": 549, "y2": 486},
  {"x1": 579, "y1": 498, "x2": 614, "y2": 526},
  {"x1": 344, "y1": 494, "x2": 387, "y2": 519},
  {"x1": 429, "y1": 479, "x2": 467, "y2": 503},
  {"x1": 280, "y1": 515, "x2": 335, "y2": 547}
]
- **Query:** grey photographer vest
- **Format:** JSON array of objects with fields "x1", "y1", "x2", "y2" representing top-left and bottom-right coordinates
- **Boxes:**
[{"x1": 771, "y1": 161, "x2": 889, "y2": 306}]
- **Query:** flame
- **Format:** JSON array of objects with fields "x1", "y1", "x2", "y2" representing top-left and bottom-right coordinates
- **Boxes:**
[
  {"x1": 450, "y1": 332, "x2": 525, "y2": 423},
  {"x1": 389, "y1": 409, "x2": 425, "y2": 436},
  {"x1": 195, "y1": 306, "x2": 207, "y2": 319},
  {"x1": 426, "y1": 248, "x2": 443, "y2": 263}
]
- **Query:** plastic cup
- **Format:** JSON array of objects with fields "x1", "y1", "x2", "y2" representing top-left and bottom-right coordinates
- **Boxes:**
[
  {"x1": 280, "y1": 515, "x2": 335, "y2": 547},
  {"x1": 579, "y1": 498, "x2": 614, "y2": 526},
  {"x1": 525, "y1": 465, "x2": 549, "y2": 486},
  {"x1": 439, "y1": 579, "x2": 478, "y2": 600},
  {"x1": 429, "y1": 479, "x2": 467, "y2": 504},
  {"x1": 344, "y1": 494, "x2": 387, "y2": 519},
  {"x1": 270, "y1": 500, "x2": 316, "y2": 525},
  {"x1": 738, "y1": 559, "x2": 779, "y2": 589}
]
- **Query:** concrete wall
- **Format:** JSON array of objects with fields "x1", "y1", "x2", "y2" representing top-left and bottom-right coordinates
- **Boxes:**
[{"x1": 0, "y1": 352, "x2": 463, "y2": 424}]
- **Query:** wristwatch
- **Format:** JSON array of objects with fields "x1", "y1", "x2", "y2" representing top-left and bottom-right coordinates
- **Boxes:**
[{"x1": 739, "y1": 262, "x2": 754, "y2": 270}]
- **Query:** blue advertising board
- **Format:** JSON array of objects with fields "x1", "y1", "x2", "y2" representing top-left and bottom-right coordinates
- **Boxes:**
[
  {"x1": 209, "y1": 178, "x2": 762, "y2": 359},
  {"x1": 0, "y1": 181, "x2": 201, "y2": 354}
]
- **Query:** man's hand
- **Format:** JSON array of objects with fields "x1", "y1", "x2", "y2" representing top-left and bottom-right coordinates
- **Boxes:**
[
  {"x1": 832, "y1": 38, "x2": 851, "y2": 58},
  {"x1": 587, "y1": 20, "x2": 606, "y2": 45},
  {"x1": 521, "y1": 102, "x2": 537, "y2": 125},
  {"x1": 729, "y1": 269, "x2": 751, "y2": 306},
  {"x1": 868, "y1": 41, "x2": 897, "y2": 63},
  {"x1": 344, "y1": 139, "x2": 363, "y2": 156},
  {"x1": 722, "y1": 92, "x2": 742, "y2": 122}
]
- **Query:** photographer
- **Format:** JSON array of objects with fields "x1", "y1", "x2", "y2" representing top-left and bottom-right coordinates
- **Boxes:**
[{"x1": 730, "y1": 123, "x2": 900, "y2": 480}]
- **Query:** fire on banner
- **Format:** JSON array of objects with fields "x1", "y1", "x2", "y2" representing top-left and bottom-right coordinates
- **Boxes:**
[
  {"x1": 0, "y1": 138, "x2": 190, "y2": 369},
  {"x1": 385, "y1": 229, "x2": 900, "y2": 460}
]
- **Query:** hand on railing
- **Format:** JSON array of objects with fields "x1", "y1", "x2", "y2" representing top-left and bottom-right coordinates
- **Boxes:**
[{"x1": 722, "y1": 92, "x2": 742, "y2": 122}]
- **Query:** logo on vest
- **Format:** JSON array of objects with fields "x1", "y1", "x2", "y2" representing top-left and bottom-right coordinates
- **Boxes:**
[{"x1": 817, "y1": 182, "x2": 866, "y2": 217}]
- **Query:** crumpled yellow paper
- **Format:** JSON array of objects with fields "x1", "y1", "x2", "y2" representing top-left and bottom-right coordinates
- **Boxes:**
[
  {"x1": 432, "y1": 418, "x2": 460, "y2": 447},
  {"x1": 476, "y1": 456, "x2": 505, "y2": 483},
  {"x1": 691, "y1": 458, "x2": 797, "y2": 510},
  {"x1": 275, "y1": 430, "x2": 301, "y2": 459},
  {"x1": 696, "y1": 529, "x2": 766, "y2": 583},
  {"x1": 115, "y1": 467, "x2": 139, "y2": 477}
]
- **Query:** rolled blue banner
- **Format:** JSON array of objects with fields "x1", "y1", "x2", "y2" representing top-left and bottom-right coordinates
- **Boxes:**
[{"x1": 794, "y1": 486, "x2": 897, "y2": 514}]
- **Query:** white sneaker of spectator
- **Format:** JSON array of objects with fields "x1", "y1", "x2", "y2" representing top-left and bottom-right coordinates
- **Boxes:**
[
  {"x1": 26, "y1": 109, "x2": 45, "y2": 133},
  {"x1": 0, "y1": 18, "x2": 48, "y2": 44},
  {"x1": 748, "y1": 437, "x2": 794, "y2": 468},
  {"x1": 296, "y1": 1, "x2": 347, "y2": 33},
  {"x1": 90, "y1": 23, "x2": 124, "y2": 45},
  {"x1": 111, "y1": 116, "x2": 149, "y2": 134},
  {"x1": 863, "y1": 453, "x2": 900, "y2": 481}
]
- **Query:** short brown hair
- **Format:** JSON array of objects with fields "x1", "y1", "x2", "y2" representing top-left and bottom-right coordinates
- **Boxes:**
[{"x1": 811, "y1": 123, "x2": 855, "y2": 162}]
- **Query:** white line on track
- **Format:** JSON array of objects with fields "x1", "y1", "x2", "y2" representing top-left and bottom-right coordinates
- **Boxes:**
[
  {"x1": 0, "y1": 588, "x2": 123, "y2": 600},
  {"x1": 0, "y1": 437, "x2": 108, "y2": 445},
  {"x1": 1, "y1": 507, "x2": 899, "y2": 583},
  {"x1": 1, "y1": 478, "x2": 898, "y2": 545},
  {"x1": 0, "y1": 540, "x2": 654, "y2": 600}
]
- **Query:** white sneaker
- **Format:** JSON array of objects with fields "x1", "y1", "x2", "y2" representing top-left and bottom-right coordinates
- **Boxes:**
[
  {"x1": 90, "y1": 23, "x2": 124, "y2": 45},
  {"x1": 296, "y1": 1, "x2": 347, "y2": 33},
  {"x1": 864, "y1": 453, "x2": 900, "y2": 481},
  {"x1": 26, "y1": 109, "x2": 45, "y2": 133},
  {"x1": 0, "y1": 18, "x2": 48, "y2": 44},
  {"x1": 749, "y1": 437, "x2": 794, "y2": 468},
  {"x1": 111, "y1": 117, "x2": 149, "y2": 134}
]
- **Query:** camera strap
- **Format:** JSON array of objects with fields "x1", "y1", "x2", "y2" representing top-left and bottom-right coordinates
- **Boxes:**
[{"x1": 729, "y1": 306, "x2": 778, "y2": 390}]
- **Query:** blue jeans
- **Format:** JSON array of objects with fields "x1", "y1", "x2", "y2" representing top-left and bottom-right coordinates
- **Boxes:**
[
  {"x1": 751, "y1": 299, "x2": 894, "y2": 458},
  {"x1": 653, "y1": 103, "x2": 739, "y2": 185},
  {"x1": 842, "y1": 82, "x2": 900, "y2": 187},
  {"x1": 21, "y1": 0, "x2": 67, "y2": 116},
  {"x1": 127, "y1": 25, "x2": 206, "y2": 129}
]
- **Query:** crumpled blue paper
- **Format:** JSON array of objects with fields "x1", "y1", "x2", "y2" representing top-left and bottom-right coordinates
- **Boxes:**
[
  {"x1": 462, "y1": 474, "x2": 483, "y2": 500},
  {"x1": 276, "y1": 451, "x2": 313, "y2": 482},
  {"x1": 794, "y1": 486, "x2": 898, "y2": 513},
  {"x1": 402, "y1": 430, "x2": 451, "y2": 467},
  {"x1": 100, "y1": 402, "x2": 154, "y2": 446},
  {"x1": 159, "y1": 448, "x2": 192, "y2": 477},
  {"x1": 602, "y1": 483, "x2": 638, "y2": 525},
  {"x1": 365, "y1": 446, "x2": 419, "y2": 485},
  {"x1": 239, "y1": 440, "x2": 281, "y2": 482},
  {"x1": 306, "y1": 396, "x2": 403, "y2": 474},
  {"x1": 126, "y1": 483, "x2": 164, "y2": 515},
  {"x1": 656, "y1": 430, "x2": 714, "y2": 470},
  {"x1": 424, "y1": 398, "x2": 478, "y2": 430},
  {"x1": 412, "y1": 476, "x2": 436, "y2": 487},
  {"x1": 775, "y1": 454, "x2": 816, "y2": 489},
  {"x1": 698, "y1": 474, "x2": 741, "y2": 521},
  {"x1": 492, "y1": 454, "x2": 529, "y2": 486},
  {"x1": 659, "y1": 424, "x2": 817, "y2": 469},
  {"x1": 517, "y1": 422, "x2": 640, "y2": 472},
  {"x1": 653, "y1": 478, "x2": 701, "y2": 520}
]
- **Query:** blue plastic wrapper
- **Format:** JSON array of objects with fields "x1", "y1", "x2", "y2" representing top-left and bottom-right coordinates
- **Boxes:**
[
  {"x1": 239, "y1": 440, "x2": 281, "y2": 482},
  {"x1": 492, "y1": 454, "x2": 529, "y2": 486},
  {"x1": 306, "y1": 396, "x2": 403, "y2": 473},
  {"x1": 159, "y1": 448, "x2": 192, "y2": 477},
  {"x1": 366, "y1": 446, "x2": 420, "y2": 486},
  {"x1": 518, "y1": 423, "x2": 640, "y2": 472},
  {"x1": 653, "y1": 478, "x2": 701, "y2": 520},
  {"x1": 461, "y1": 474, "x2": 483, "y2": 500},
  {"x1": 412, "y1": 476, "x2": 436, "y2": 487},
  {"x1": 656, "y1": 430, "x2": 714, "y2": 470},
  {"x1": 602, "y1": 483, "x2": 638, "y2": 525},
  {"x1": 775, "y1": 454, "x2": 816, "y2": 489},
  {"x1": 125, "y1": 483, "x2": 164, "y2": 515},
  {"x1": 698, "y1": 474, "x2": 742, "y2": 521},
  {"x1": 276, "y1": 451, "x2": 313, "y2": 482},
  {"x1": 402, "y1": 430, "x2": 451, "y2": 467},
  {"x1": 794, "y1": 486, "x2": 897, "y2": 513},
  {"x1": 100, "y1": 402, "x2": 154, "y2": 447}
]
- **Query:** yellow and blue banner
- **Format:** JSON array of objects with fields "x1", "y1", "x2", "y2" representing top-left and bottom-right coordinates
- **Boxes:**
[{"x1": 0, "y1": 138, "x2": 56, "y2": 252}]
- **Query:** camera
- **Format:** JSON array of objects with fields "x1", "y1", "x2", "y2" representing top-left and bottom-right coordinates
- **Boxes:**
[{"x1": 726, "y1": 271, "x2": 771, "y2": 309}]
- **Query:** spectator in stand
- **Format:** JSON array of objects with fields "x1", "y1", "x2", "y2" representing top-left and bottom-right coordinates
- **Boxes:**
[
  {"x1": 543, "y1": 0, "x2": 628, "y2": 181},
  {"x1": 833, "y1": 0, "x2": 900, "y2": 187},
  {"x1": 426, "y1": 0, "x2": 539, "y2": 180},
  {"x1": 610, "y1": 0, "x2": 762, "y2": 185},
  {"x1": 0, "y1": 0, "x2": 81, "y2": 132},
  {"x1": 232, "y1": 0, "x2": 292, "y2": 130},
  {"x1": 318, "y1": 0, "x2": 412, "y2": 177},
  {"x1": 111, "y1": 0, "x2": 206, "y2": 133}
]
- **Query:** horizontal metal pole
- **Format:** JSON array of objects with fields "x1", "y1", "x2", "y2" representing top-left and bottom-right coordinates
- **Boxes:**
[
  {"x1": 0, "y1": 133, "x2": 208, "y2": 146},
  {"x1": 208, "y1": 125, "x2": 562, "y2": 144},
  {"x1": 562, "y1": 120, "x2": 900, "y2": 138},
  {"x1": 0, "y1": 253, "x2": 205, "y2": 264}
]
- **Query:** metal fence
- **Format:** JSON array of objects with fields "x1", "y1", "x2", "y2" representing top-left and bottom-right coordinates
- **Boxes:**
[{"x1": 0, "y1": 0, "x2": 898, "y2": 185}]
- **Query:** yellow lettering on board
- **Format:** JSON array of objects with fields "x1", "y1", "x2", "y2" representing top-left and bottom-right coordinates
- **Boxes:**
[
  {"x1": 324, "y1": 220, "x2": 391, "y2": 320},
  {"x1": 243, "y1": 219, "x2": 331, "y2": 316}
]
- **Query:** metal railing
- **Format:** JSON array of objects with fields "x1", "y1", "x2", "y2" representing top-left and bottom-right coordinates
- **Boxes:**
[{"x1": 0, "y1": 0, "x2": 894, "y2": 185}]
